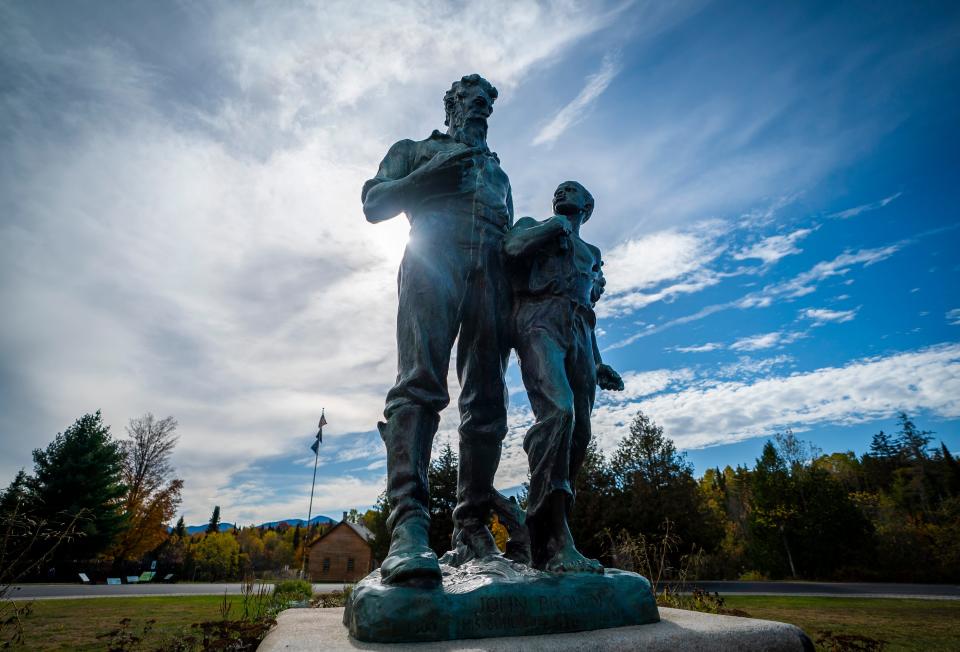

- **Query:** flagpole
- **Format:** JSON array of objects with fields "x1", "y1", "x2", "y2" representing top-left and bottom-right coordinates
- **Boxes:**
[{"x1": 300, "y1": 409, "x2": 324, "y2": 579}]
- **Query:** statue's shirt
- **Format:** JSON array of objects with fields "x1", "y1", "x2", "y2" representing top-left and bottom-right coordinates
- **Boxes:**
[
  {"x1": 508, "y1": 217, "x2": 603, "y2": 313},
  {"x1": 363, "y1": 130, "x2": 513, "y2": 234}
]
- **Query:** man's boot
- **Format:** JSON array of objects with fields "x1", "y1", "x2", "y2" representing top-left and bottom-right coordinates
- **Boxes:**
[
  {"x1": 450, "y1": 438, "x2": 503, "y2": 562},
  {"x1": 378, "y1": 405, "x2": 442, "y2": 586}
]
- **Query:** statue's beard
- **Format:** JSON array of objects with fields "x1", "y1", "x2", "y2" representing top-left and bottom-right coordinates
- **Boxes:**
[{"x1": 448, "y1": 112, "x2": 488, "y2": 148}]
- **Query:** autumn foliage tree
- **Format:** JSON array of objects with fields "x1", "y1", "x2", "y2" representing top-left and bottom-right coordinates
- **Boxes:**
[{"x1": 112, "y1": 414, "x2": 184, "y2": 562}]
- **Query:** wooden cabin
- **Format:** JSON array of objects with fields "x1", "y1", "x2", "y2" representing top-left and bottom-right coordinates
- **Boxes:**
[{"x1": 307, "y1": 514, "x2": 377, "y2": 582}]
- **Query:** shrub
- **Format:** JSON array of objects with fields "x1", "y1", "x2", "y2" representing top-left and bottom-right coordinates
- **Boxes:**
[{"x1": 272, "y1": 579, "x2": 312, "y2": 602}]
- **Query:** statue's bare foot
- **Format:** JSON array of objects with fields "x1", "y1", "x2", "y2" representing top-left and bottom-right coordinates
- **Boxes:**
[{"x1": 544, "y1": 545, "x2": 604, "y2": 574}]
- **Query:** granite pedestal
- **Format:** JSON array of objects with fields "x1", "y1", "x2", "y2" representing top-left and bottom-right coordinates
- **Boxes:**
[{"x1": 258, "y1": 606, "x2": 813, "y2": 651}]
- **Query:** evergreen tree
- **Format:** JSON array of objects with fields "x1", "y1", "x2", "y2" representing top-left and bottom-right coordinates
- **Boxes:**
[
  {"x1": 609, "y1": 411, "x2": 718, "y2": 558},
  {"x1": 748, "y1": 441, "x2": 797, "y2": 577},
  {"x1": 174, "y1": 515, "x2": 187, "y2": 539},
  {"x1": 896, "y1": 412, "x2": 933, "y2": 462},
  {"x1": 942, "y1": 443, "x2": 960, "y2": 496},
  {"x1": 569, "y1": 440, "x2": 615, "y2": 562},
  {"x1": 207, "y1": 505, "x2": 221, "y2": 534},
  {"x1": 869, "y1": 430, "x2": 898, "y2": 459},
  {"x1": 863, "y1": 429, "x2": 900, "y2": 490},
  {"x1": 365, "y1": 492, "x2": 391, "y2": 564},
  {"x1": 0, "y1": 469, "x2": 31, "y2": 515},
  {"x1": 30, "y1": 411, "x2": 127, "y2": 561},
  {"x1": 292, "y1": 523, "x2": 301, "y2": 550},
  {"x1": 428, "y1": 443, "x2": 458, "y2": 555}
]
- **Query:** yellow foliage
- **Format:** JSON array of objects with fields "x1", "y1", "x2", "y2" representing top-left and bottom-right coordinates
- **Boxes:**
[{"x1": 490, "y1": 513, "x2": 508, "y2": 552}]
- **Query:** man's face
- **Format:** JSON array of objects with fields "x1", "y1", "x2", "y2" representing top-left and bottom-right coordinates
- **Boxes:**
[
  {"x1": 553, "y1": 182, "x2": 590, "y2": 217},
  {"x1": 449, "y1": 84, "x2": 494, "y2": 128}
]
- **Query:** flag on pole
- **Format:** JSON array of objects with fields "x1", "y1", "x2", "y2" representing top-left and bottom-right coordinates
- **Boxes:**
[{"x1": 310, "y1": 410, "x2": 327, "y2": 454}]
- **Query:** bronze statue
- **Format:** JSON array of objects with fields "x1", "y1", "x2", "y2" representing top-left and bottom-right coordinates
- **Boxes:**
[
  {"x1": 505, "y1": 181, "x2": 624, "y2": 573},
  {"x1": 361, "y1": 74, "x2": 513, "y2": 586},
  {"x1": 347, "y1": 78, "x2": 659, "y2": 643}
]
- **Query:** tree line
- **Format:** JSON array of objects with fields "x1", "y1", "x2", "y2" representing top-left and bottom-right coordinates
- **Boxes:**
[
  {"x1": 366, "y1": 410, "x2": 960, "y2": 583},
  {"x1": 0, "y1": 411, "x2": 337, "y2": 582},
  {"x1": 4, "y1": 409, "x2": 959, "y2": 583}
]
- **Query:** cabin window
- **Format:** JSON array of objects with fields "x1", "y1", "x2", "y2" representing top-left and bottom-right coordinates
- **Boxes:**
[
  {"x1": 322, "y1": 558, "x2": 330, "y2": 573},
  {"x1": 347, "y1": 557, "x2": 355, "y2": 571}
]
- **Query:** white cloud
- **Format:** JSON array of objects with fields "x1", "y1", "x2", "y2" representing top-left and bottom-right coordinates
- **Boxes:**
[
  {"x1": 802, "y1": 307, "x2": 858, "y2": 325},
  {"x1": 598, "y1": 222, "x2": 728, "y2": 317},
  {"x1": 0, "y1": 1, "x2": 637, "y2": 523},
  {"x1": 619, "y1": 368, "x2": 695, "y2": 399},
  {"x1": 737, "y1": 245, "x2": 901, "y2": 308},
  {"x1": 606, "y1": 239, "x2": 904, "y2": 350},
  {"x1": 733, "y1": 228, "x2": 814, "y2": 265},
  {"x1": 947, "y1": 308, "x2": 960, "y2": 326},
  {"x1": 592, "y1": 343, "x2": 960, "y2": 451},
  {"x1": 670, "y1": 342, "x2": 723, "y2": 353},
  {"x1": 533, "y1": 51, "x2": 621, "y2": 146},
  {"x1": 729, "y1": 331, "x2": 805, "y2": 351},
  {"x1": 714, "y1": 355, "x2": 792, "y2": 378},
  {"x1": 828, "y1": 192, "x2": 902, "y2": 219}
]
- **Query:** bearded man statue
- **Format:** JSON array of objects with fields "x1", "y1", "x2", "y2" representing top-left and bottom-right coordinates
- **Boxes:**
[{"x1": 361, "y1": 74, "x2": 513, "y2": 586}]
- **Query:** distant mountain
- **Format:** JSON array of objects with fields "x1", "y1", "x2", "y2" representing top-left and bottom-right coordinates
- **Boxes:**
[
  {"x1": 176, "y1": 514, "x2": 335, "y2": 535},
  {"x1": 256, "y1": 515, "x2": 336, "y2": 529}
]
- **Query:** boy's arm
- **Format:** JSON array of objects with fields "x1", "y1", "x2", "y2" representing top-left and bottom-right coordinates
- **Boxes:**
[
  {"x1": 594, "y1": 331, "x2": 624, "y2": 391},
  {"x1": 591, "y1": 250, "x2": 624, "y2": 391},
  {"x1": 503, "y1": 215, "x2": 570, "y2": 258}
]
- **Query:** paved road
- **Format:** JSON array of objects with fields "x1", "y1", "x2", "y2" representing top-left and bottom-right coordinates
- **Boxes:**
[
  {"x1": 687, "y1": 580, "x2": 960, "y2": 600},
  {"x1": 7, "y1": 580, "x2": 959, "y2": 600},
  {"x1": 6, "y1": 582, "x2": 349, "y2": 600}
]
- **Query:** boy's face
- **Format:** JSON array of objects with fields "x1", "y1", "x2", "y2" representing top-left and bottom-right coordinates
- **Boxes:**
[{"x1": 553, "y1": 182, "x2": 591, "y2": 217}]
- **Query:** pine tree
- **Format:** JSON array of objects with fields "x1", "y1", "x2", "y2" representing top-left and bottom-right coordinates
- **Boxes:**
[
  {"x1": 869, "y1": 430, "x2": 898, "y2": 459},
  {"x1": 174, "y1": 515, "x2": 187, "y2": 538},
  {"x1": 896, "y1": 412, "x2": 933, "y2": 462},
  {"x1": 0, "y1": 469, "x2": 31, "y2": 515},
  {"x1": 207, "y1": 506, "x2": 221, "y2": 534},
  {"x1": 428, "y1": 443, "x2": 458, "y2": 555},
  {"x1": 30, "y1": 411, "x2": 127, "y2": 561}
]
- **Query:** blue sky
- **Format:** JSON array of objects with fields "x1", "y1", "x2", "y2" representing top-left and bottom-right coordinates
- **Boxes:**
[{"x1": 1, "y1": 1, "x2": 958, "y2": 525}]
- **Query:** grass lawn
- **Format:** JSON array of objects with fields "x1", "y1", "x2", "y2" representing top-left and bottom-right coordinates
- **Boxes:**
[
  {"x1": 723, "y1": 596, "x2": 960, "y2": 651},
  {"x1": 14, "y1": 595, "x2": 238, "y2": 650},
  {"x1": 10, "y1": 594, "x2": 960, "y2": 651}
]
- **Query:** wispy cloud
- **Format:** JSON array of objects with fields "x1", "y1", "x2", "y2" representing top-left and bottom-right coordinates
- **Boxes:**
[
  {"x1": 802, "y1": 307, "x2": 858, "y2": 325},
  {"x1": 670, "y1": 342, "x2": 723, "y2": 353},
  {"x1": 828, "y1": 192, "x2": 902, "y2": 219},
  {"x1": 532, "y1": 51, "x2": 621, "y2": 146},
  {"x1": 737, "y1": 245, "x2": 901, "y2": 309},
  {"x1": 729, "y1": 331, "x2": 805, "y2": 351},
  {"x1": 948, "y1": 308, "x2": 960, "y2": 326},
  {"x1": 608, "y1": 243, "x2": 902, "y2": 350},
  {"x1": 733, "y1": 227, "x2": 815, "y2": 265}
]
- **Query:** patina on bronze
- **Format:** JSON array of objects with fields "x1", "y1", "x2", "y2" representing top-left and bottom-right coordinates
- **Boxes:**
[
  {"x1": 504, "y1": 180, "x2": 625, "y2": 573},
  {"x1": 348, "y1": 75, "x2": 658, "y2": 643},
  {"x1": 361, "y1": 74, "x2": 513, "y2": 586}
]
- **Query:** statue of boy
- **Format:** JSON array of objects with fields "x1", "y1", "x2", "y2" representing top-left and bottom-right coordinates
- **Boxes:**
[
  {"x1": 504, "y1": 181, "x2": 624, "y2": 573},
  {"x1": 361, "y1": 75, "x2": 513, "y2": 586}
]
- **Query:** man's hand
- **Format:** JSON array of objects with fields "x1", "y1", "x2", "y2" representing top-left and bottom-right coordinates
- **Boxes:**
[
  {"x1": 412, "y1": 146, "x2": 480, "y2": 192},
  {"x1": 596, "y1": 363, "x2": 624, "y2": 391}
]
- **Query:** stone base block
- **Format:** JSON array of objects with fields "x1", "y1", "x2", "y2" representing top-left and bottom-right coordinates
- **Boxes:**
[
  {"x1": 343, "y1": 559, "x2": 658, "y2": 643},
  {"x1": 258, "y1": 606, "x2": 813, "y2": 651}
]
